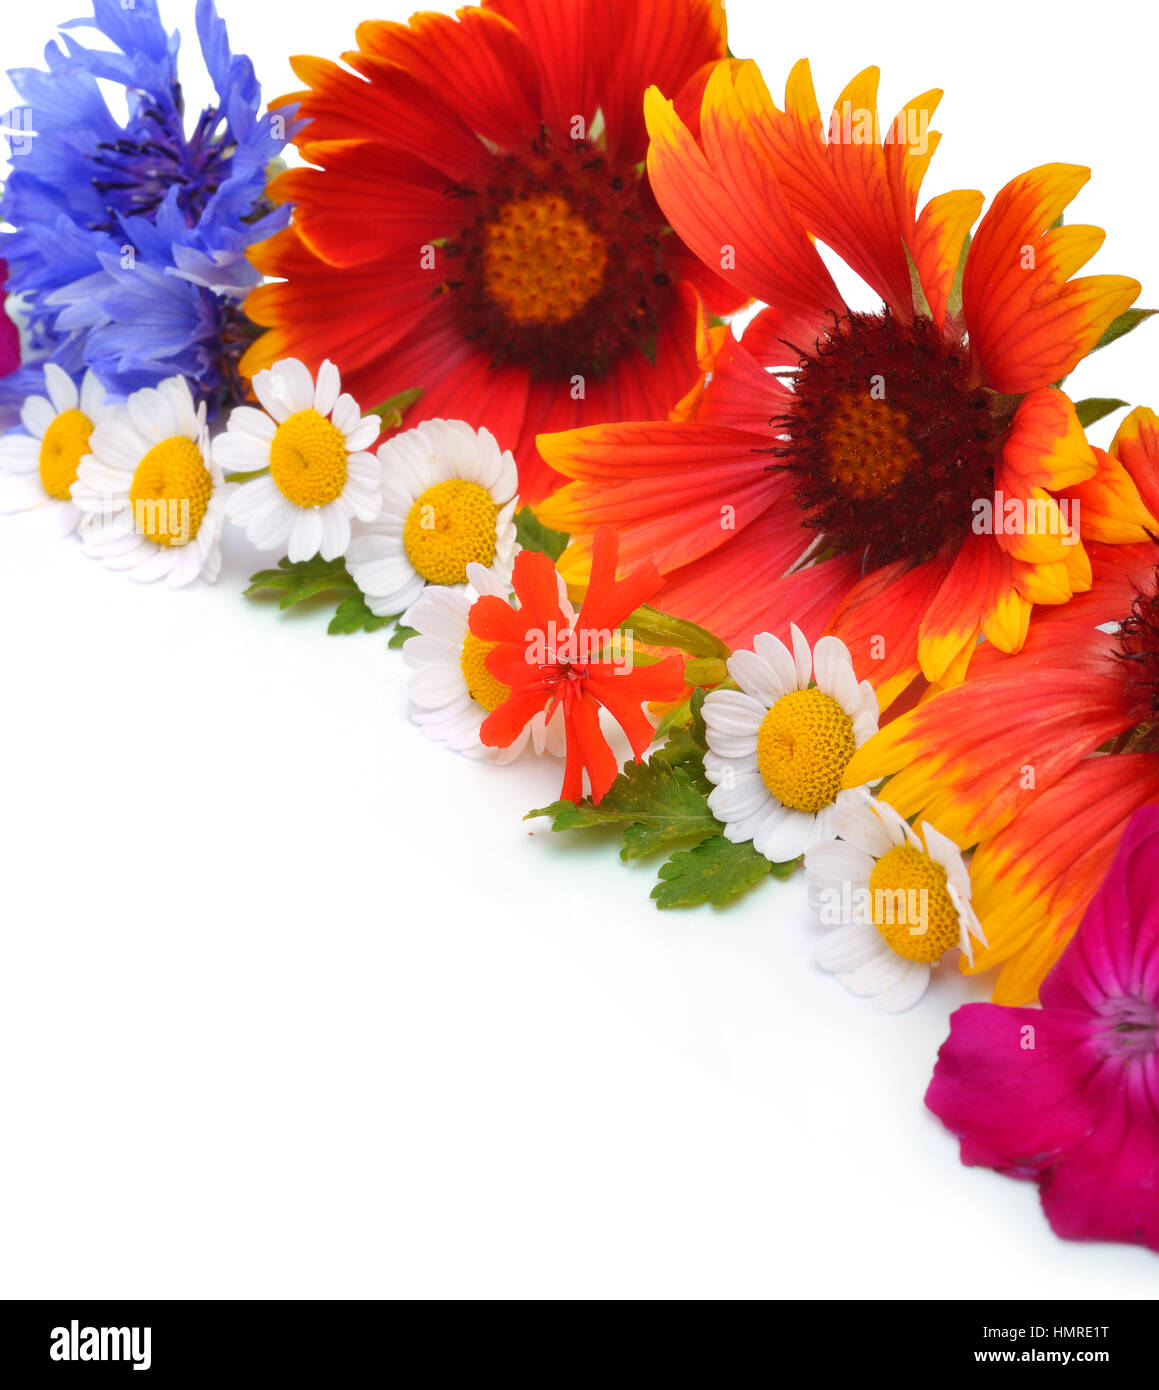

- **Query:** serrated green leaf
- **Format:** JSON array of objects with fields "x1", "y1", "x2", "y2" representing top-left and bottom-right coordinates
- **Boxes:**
[
  {"x1": 1091, "y1": 308, "x2": 1156, "y2": 354},
  {"x1": 527, "y1": 757, "x2": 718, "y2": 859},
  {"x1": 1074, "y1": 397, "x2": 1129, "y2": 429},
  {"x1": 651, "y1": 834, "x2": 774, "y2": 908},
  {"x1": 327, "y1": 594, "x2": 395, "y2": 635},
  {"x1": 651, "y1": 688, "x2": 708, "y2": 774},
  {"x1": 388, "y1": 624, "x2": 418, "y2": 649},
  {"x1": 246, "y1": 555, "x2": 354, "y2": 598},
  {"x1": 514, "y1": 506, "x2": 569, "y2": 561}
]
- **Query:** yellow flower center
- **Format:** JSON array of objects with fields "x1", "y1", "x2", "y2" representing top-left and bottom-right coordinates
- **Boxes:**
[
  {"x1": 459, "y1": 632, "x2": 510, "y2": 712},
  {"x1": 38, "y1": 409, "x2": 94, "y2": 499},
  {"x1": 128, "y1": 436, "x2": 213, "y2": 547},
  {"x1": 484, "y1": 194, "x2": 607, "y2": 324},
  {"x1": 403, "y1": 479, "x2": 499, "y2": 585},
  {"x1": 755, "y1": 687, "x2": 856, "y2": 814},
  {"x1": 824, "y1": 394, "x2": 920, "y2": 500},
  {"x1": 269, "y1": 408, "x2": 348, "y2": 508},
  {"x1": 868, "y1": 843, "x2": 962, "y2": 963}
]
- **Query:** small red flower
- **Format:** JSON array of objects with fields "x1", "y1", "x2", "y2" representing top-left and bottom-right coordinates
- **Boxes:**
[{"x1": 469, "y1": 528, "x2": 685, "y2": 803}]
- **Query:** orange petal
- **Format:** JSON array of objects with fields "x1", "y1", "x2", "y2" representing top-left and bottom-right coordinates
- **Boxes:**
[
  {"x1": 1070, "y1": 445, "x2": 1159, "y2": 544},
  {"x1": 1110, "y1": 405, "x2": 1159, "y2": 523},
  {"x1": 644, "y1": 66, "x2": 843, "y2": 321},
  {"x1": 962, "y1": 164, "x2": 1140, "y2": 392},
  {"x1": 353, "y1": 9, "x2": 541, "y2": 146},
  {"x1": 828, "y1": 551, "x2": 952, "y2": 711},
  {"x1": 732, "y1": 59, "x2": 918, "y2": 317},
  {"x1": 1002, "y1": 387, "x2": 1097, "y2": 490},
  {"x1": 968, "y1": 755, "x2": 1159, "y2": 1003},
  {"x1": 271, "y1": 140, "x2": 459, "y2": 268},
  {"x1": 917, "y1": 533, "x2": 997, "y2": 683},
  {"x1": 910, "y1": 188, "x2": 983, "y2": 328}
]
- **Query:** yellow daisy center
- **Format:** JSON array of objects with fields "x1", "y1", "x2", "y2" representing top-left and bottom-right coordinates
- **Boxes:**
[
  {"x1": 38, "y1": 409, "x2": 94, "y2": 499},
  {"x1": 755, "y1": 687, "x2": 856, "y2": 815},
  {"x1": 403, "y1": 479, "x2": 499, "y2": 586},
  {"x1": 484, "y1": 194, "x2": 607, "y2": 324},
  {"x1": 128, "y1": 436, "x2": 213, "y2": 547},
  {"x1": 269, "y1": 408, "x2": 348, "y2": 508},
  {"x1": 868, "y1": 843, "x2": 962, "y2": 963},
  {"x1": 459, "y1": 632, "x2": 510, "y2": 712},
  {"x1": 824, "y1": 394, "x2": 920, "y2": 500}
]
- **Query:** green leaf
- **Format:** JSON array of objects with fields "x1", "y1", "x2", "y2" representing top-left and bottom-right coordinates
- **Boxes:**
[
  {"x1": 651, "y1": 688, "x2": 708, "y2": 772},
  {"x1": 1074, "y1": 397, "x2": 1129, "y2": 429},
  {"x1": 246, "y1": 556, "x2": 398, "y2": 637},
  {"x1": 527, "y1": 758, "x2": 718, "y2": 860},
  {"x1": 366, "y1": 386, "x2": 423, "y2": 430},
  {"x1": 514, "y1": 505, "x2": 570, "y2": 561},
  {"x1": 1091, "y1": 308, "x2": 1156, "y2": 354},
  {"x1": 245, "y1": 555, "x2": 357, "y2": 610},
  {"x1": 327, "y1": 594, "x2": 395, "y2": 636},
  {"x1": 651, "y1": 835, "x2": 776, "y2": 908},
  {"x1": 388, "y1": 624, "x2": 418, "y2": 650},
  {"x1": 224, "y1": 467, "x2": 271, "y2": 484}
]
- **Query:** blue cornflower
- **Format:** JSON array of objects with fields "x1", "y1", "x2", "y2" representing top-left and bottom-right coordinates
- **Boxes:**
[{"x1": 0, "y1": 0, "x2": 294, "y2": 409}]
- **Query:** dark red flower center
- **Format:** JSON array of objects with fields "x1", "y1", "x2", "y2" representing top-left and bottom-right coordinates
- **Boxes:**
[
  {"x1": 1114, "y1": 570, "x2": 1159, "y2": 743},
  {"x1": 443, "y1": 131, "x2": 673, "y2": 381},
  {"x1": 771, "y1": 311, "x2": 1010, "y2": 570},
  {"x1": 1095, "y1": 995, "x2": 1157, "y2": 1060}
]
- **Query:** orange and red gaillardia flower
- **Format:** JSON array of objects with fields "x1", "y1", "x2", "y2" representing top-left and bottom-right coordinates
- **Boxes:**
[
  {"x1": 538, "y1": 59, "x2": 1146, "y2": 709},
  {"x1": 845, "y1": 409, "x2": 1159, "y2": 1004},
  {"x1": 241, "y1": 0, "x2": 742, "y2": 503},
  {"x1": 468, "y1": 527, "x2": 686, "y2": 804}
]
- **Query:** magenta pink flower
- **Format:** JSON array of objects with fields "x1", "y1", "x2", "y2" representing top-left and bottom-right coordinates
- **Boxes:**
[
  {"x1": 0, "y1": 261, "x2": 19, "y2": 380},
  {"x1": 926, "y1": 804, "x2": 1159, "y2": 1250}
]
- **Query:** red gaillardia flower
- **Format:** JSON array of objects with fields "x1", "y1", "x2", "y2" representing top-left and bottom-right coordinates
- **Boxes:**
[
  {"x1": 926, "y1": 804, "x2": 1159, "y2": 1252},
  {"x1": 845, "y1": 407, "x2": 1159, "y2": 1003},
  {"x1": 241, "y1": 0, "x2": 742, "y2": 502},
  {"x1": 537, "y1": 59, "x2": 1144, "y2": 707},
  {"x1": 468, "y1": 527, "x2": 685, "y2": 803}
]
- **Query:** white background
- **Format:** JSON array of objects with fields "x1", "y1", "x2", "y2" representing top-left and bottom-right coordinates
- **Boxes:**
[{"x1": 2, "y1": 0, "x2": 1157, "y2": 1299}]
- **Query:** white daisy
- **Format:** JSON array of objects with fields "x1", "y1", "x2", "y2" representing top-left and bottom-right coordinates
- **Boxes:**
[
  {"x1": 217, "y1": 357, "x2": 381, "y2": 562},
  {"x1": 70, "y1": 375, "x2": 229, "y2": 587},
  {"x1": 347, "y1": 418, "x2": 518, "y2": 619},
  {"x1": 804, "y1": 796, "x2": 987, "y2": 1012},
  {"x1": 0, "y1": 365, "x2": 111, "y2": 535},
  {"x1": 403, "y1": 561, "x2": 566, "y2": 763},
  {"x1": 701, "y1": 624, "x2": 880, "y2": 862}
]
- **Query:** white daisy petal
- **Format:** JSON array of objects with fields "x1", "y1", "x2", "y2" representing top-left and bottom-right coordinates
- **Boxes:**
[
  {"x1": 274, "y1": 358, "x2": 317, "y2": 414},
  {"x1": 43, "y1": 363, "x2": 79, "y2": 415},
  {"x1": 0, "y1": 433, "x2": 42, "y2": 475},
  {"x1": 313, "y1": 359, "x2": 342, "y2": 418},
  {"x1": 226, "y1": 406, "x2": 277, "y2": 441},
  {"x1": 20, "y1": 394, "x2": 55, "y2": 439},
  {"x1": 816, "y1": 924, "x2": 886, "y2": 973},
  {"x1": 872, "y1": 962, "x2": 931, "y2": 1013}
]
